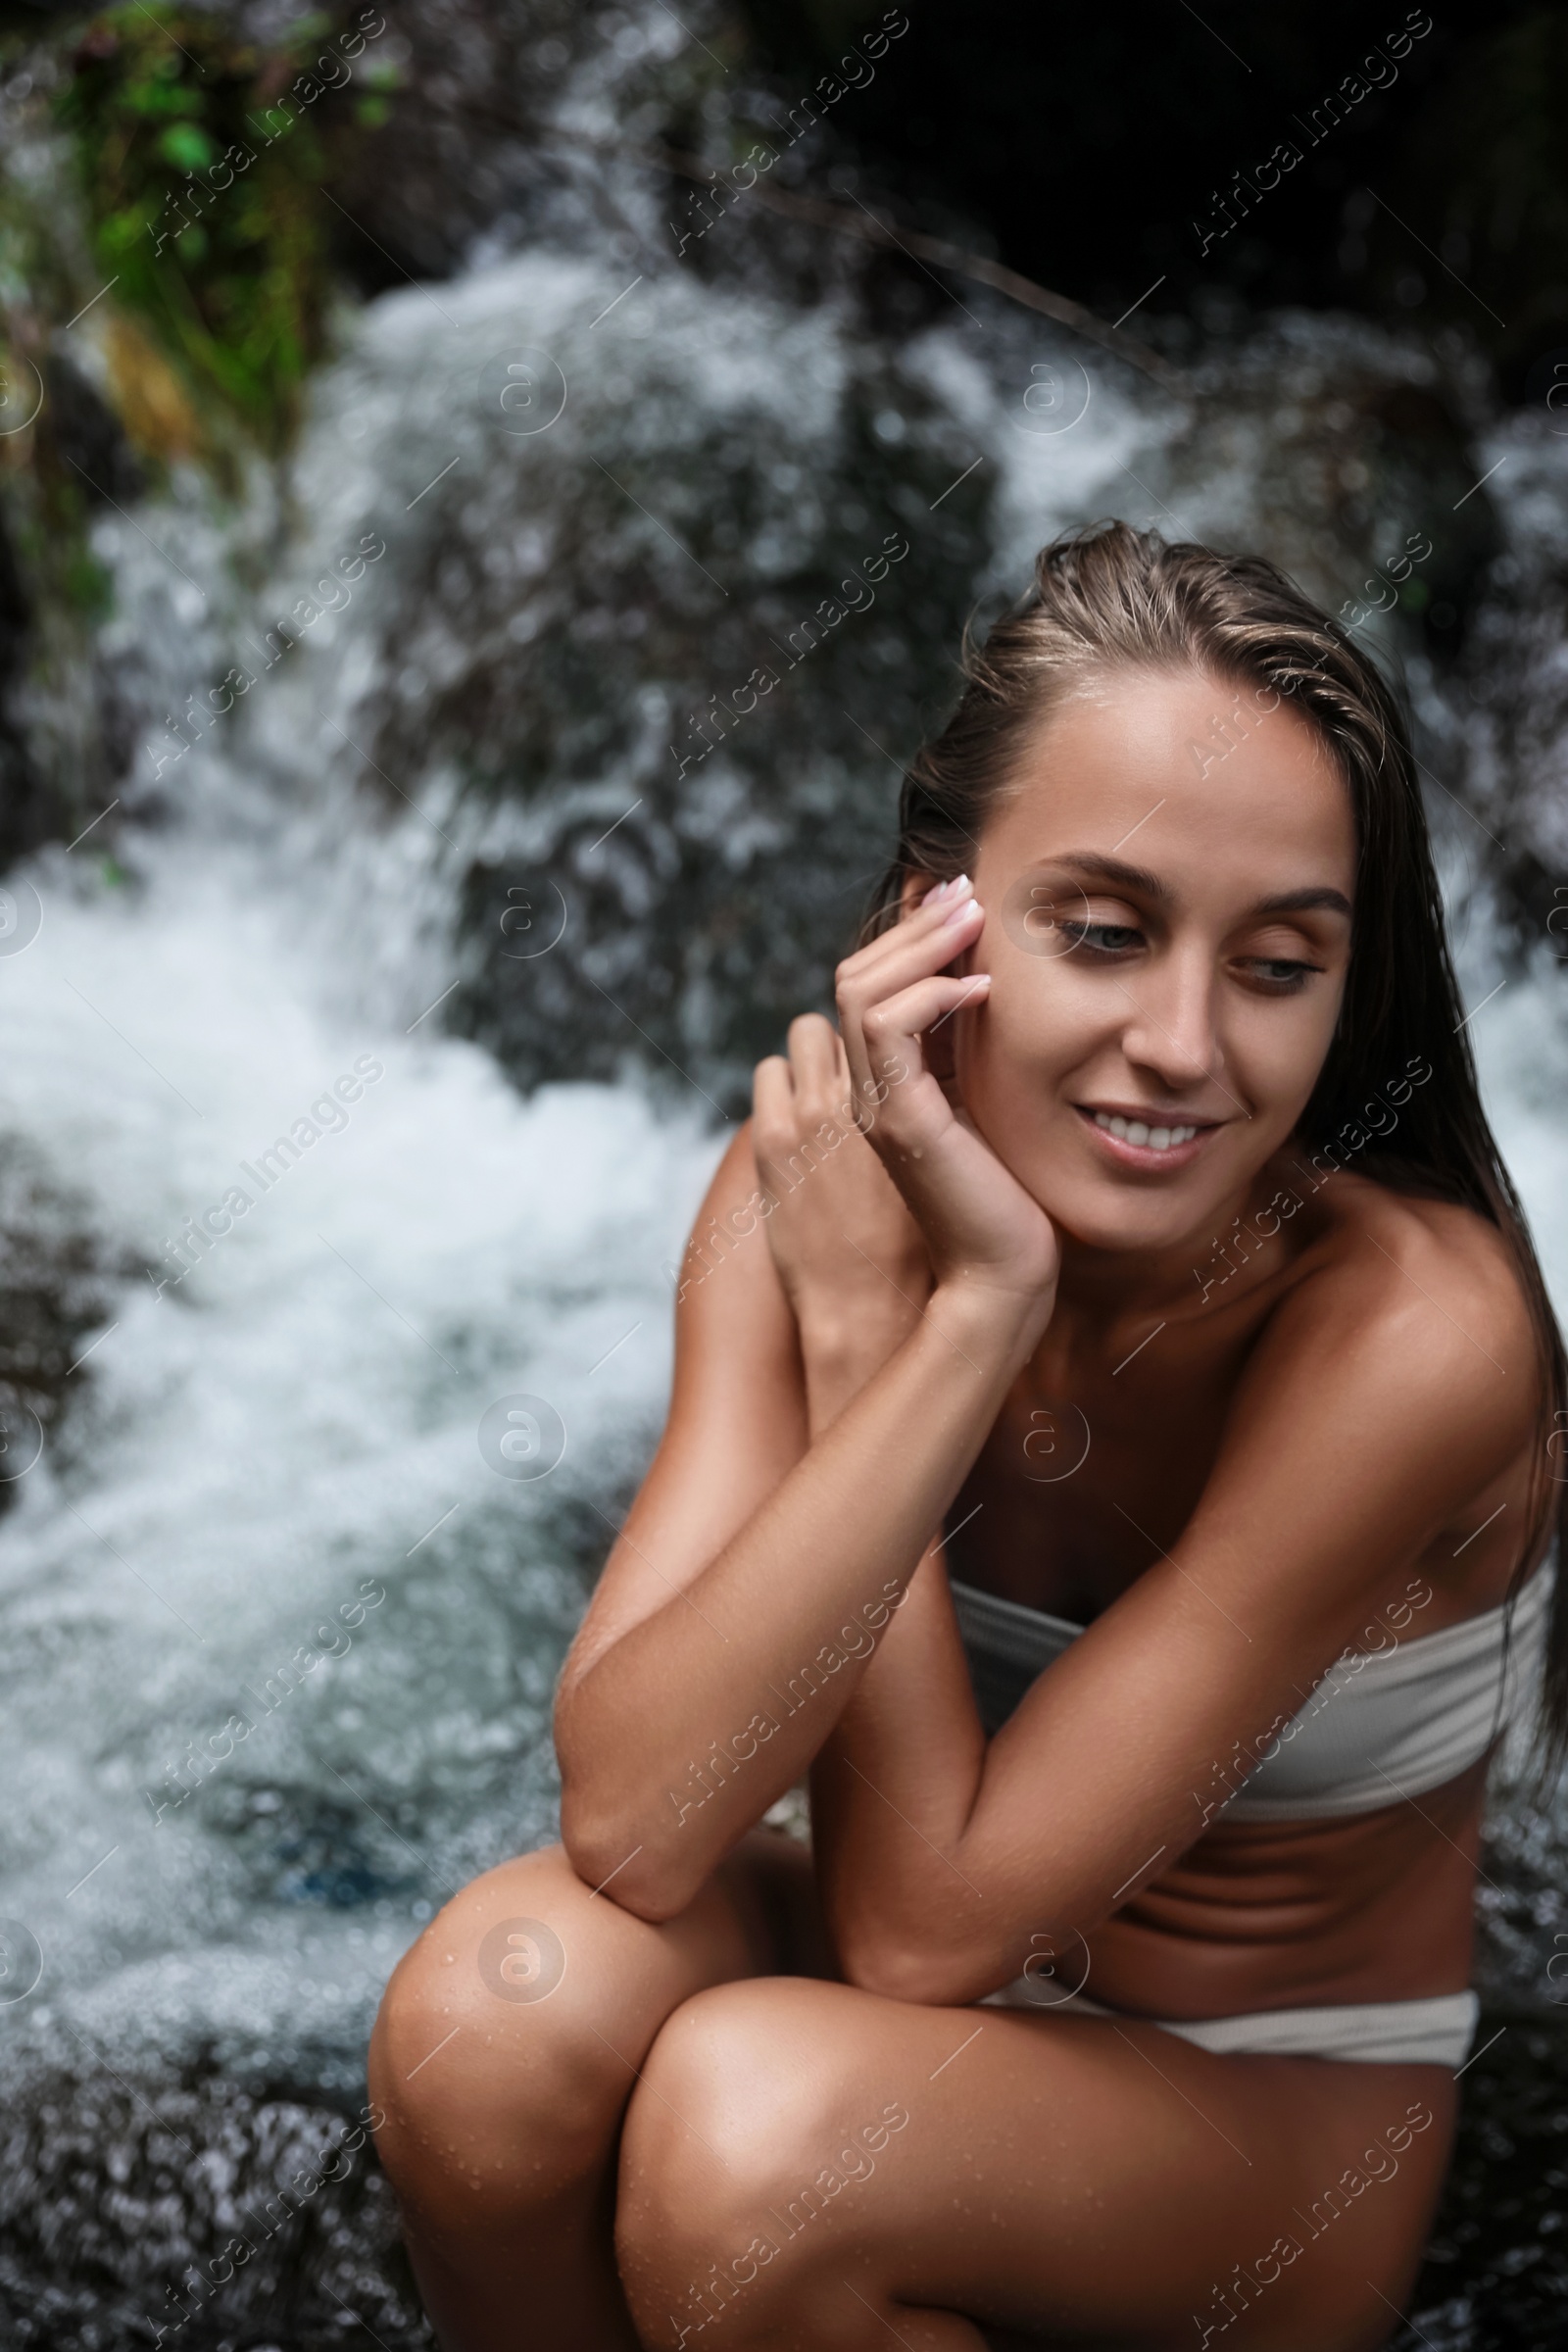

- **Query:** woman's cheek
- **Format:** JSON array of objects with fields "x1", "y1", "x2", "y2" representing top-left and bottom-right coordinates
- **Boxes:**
[
  {"x1": 975, "y1": 955, "x2": 1098, "y2": 1093},
  {"x1": 1229, "y1": 995, "x2": 1341, "y2": 1133}
]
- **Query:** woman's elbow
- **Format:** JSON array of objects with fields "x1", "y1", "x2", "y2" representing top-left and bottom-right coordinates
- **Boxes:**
[
  {"x1": 558, "y1": 1796, "x2": 700, "y2": 1924},
  {"x1": 833, "y1": 1920, "x2": 979, "y2": 2008}
]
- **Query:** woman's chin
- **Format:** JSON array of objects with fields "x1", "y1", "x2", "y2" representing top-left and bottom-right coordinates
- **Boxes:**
[{"x1": 1028, "y1": 1170, "x2": 1229, "y2": 1265}]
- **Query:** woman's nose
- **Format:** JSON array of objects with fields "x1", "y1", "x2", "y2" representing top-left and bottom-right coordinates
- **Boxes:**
[{"x1": 1114, "y1": 956, "x2": 1221, "y2": 1091}]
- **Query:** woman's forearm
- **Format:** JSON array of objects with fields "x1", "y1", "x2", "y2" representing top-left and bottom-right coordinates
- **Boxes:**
[
  {"x1": 556, "y1": 1280, "x2": 1038, "y2": 1916},
  {"x1": 809, "y1": 1586, "x2": 1004, "y2": 1998},
  {"x1": 797, "y1": 1299, "x2": 921, "y2": 1434}
]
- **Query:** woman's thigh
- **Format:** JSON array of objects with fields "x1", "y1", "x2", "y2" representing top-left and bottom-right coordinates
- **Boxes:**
[{"x1": 614, "y1": 1976, "x2": 1459, "y2": 2352}]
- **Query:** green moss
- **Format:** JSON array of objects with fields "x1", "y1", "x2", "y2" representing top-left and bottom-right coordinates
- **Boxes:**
[
  {"x1": 56, "y1": 4, "x2": 391, "y2": 454},
  {"x1": 63, "y1": 545, "x2": 113, "y2": 620}
]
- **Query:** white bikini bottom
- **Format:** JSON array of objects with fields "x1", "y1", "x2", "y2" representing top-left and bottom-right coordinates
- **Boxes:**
[{"x1": 979, "y1": 1982, "x2": 1480, "y2": 2068}]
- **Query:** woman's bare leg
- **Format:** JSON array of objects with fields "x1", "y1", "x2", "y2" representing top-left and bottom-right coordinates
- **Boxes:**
[
  {"x1": 368, "y1": 1831, "x2": 825, "y2": 2351},
  {"x1": 615, "y1": 1977, "x2": 1459, "y2": 2352}
]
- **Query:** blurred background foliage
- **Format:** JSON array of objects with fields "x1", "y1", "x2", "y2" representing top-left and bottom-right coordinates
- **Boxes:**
[
  {"x1": 41, "y1": 4, "x2": 396, "y2": 462},
  {"x1": 0, "y1": 0, "x2": 1563, "y2": 481},
  {"x1": 60, "y1": 7, "x2": 336, "y2": 459}
]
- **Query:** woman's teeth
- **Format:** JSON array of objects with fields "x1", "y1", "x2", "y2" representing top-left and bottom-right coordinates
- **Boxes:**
[{"x1": 1092, "y1": 1111, "x2": 1200, "y2": 1152}]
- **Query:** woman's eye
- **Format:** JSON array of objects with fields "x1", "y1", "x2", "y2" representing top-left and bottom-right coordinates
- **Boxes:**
[
  {"x1": 1243, "y1": 956, "x2": 1321, "y2": 991},
  {"x1": 1059, "y1": 921, "x2": 1143, "y2": 955}
]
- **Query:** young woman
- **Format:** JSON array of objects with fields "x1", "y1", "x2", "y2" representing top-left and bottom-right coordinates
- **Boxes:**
[{"x1": 368, "y1": 523, "x2": 1565, "y2": 2352}]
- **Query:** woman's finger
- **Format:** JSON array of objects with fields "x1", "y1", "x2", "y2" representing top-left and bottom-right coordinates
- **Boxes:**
[
  {"x1": 838, "y1": 894, "x2": 985, "y2": 1114},
  {"x1": 844, "y1": 973, "x2": 991, "y2": 1158},
  {"x1": 835, "y1": 876, "x2": 974, "y2": 997},
  {"x1": 838, "y1": 891, "x2": 983, "y2": 1018},
  {"x1": 751, "y1": 1055, "x2": 798, "y2": 1163},
  {"x1": 860, "y1": 971, "x2": 991, "y2": 1070},
  {"x1": 785, "y1": 1012, "x2": 850, "y2": 1128}
]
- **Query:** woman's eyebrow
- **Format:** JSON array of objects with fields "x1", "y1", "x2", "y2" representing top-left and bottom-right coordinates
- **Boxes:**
[
  {"x1": 1043, "y1": 857, "x2": 1351, "y2": 923},
  {"x1": 1255, "y1": 886, "x2": 1352, "y2": 918},
  {"x1": 1050, "y1": 852, "x2": 1168, "y2": 898}
]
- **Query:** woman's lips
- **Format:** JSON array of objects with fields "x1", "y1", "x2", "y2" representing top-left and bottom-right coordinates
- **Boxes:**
[{"x1": 1072, "y1": 1102, "x2": 1220, "y2": 1173}]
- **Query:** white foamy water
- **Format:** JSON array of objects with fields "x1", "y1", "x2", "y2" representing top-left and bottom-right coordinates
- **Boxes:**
[{"x1": 0, "y1": 841, "x2": 721, "y2": 2083}]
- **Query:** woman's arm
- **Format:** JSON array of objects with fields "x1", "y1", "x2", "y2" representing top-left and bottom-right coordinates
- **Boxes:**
[
  {"x1": 809, "y1": 1213, "x2": 1539, "y2": 2005},
  {"x1": 555, "y1": 887, "x2": 1058, "y2": 1920},
  {"x1": 554, "y1": 1204, "x2": 1037, "y2": 1917}
]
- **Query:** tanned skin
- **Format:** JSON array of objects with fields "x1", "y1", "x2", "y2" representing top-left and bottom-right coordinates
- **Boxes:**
[{"x1": 368, "y1": 670, "x2": 1542, "y2": 2351}]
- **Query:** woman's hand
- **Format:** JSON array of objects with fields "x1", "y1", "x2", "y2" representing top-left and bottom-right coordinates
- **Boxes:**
[
  {"x1": 835, "y1": 875, "x2": 1058, "y2": 1328},
  {"x1": 753, "y1": 1014, "x2": 933, "y2": 1426}
]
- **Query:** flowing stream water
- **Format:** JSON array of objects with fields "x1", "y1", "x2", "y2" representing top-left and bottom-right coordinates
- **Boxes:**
[{"x1": 1, "y1": 9, "x2": 1567, "y2": 2344}]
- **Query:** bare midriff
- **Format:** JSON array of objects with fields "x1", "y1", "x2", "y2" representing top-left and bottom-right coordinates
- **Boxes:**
[{"x1": 1084, "y1": 1755, "x2": 1489, "y2": 2019}]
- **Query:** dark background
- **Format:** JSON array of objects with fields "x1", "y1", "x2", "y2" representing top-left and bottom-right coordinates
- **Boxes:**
[{"x1": 729, "y1": 0, "x2": 1568, "y2": 396}]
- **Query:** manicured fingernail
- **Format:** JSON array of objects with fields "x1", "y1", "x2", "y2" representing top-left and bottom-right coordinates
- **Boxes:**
[
  {"x1": 944, "y1": 892, "x2": 982, "y2": 923},
  {"x1": 923, "y1": 876, "x2": 955, "y2": 905}
]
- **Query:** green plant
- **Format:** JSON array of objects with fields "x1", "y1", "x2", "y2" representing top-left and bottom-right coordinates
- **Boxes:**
[{"x1": 57, "y1": 4, "x2": 386, "y2": 453}]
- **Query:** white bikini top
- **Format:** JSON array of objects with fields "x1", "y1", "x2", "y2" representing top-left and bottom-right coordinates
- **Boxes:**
[{"x1": 949, "y1": 1555, "x2": 1555, "y2": 1821}]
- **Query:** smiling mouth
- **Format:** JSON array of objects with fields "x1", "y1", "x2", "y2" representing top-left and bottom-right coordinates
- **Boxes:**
[{"x1": 1072, "y1": 1104, "x2": 1224, "y2": 1164}]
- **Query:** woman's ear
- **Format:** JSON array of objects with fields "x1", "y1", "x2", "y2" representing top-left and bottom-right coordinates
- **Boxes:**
[{"x1": 898, "y1": 870, "x2": 939, "y2": 921}]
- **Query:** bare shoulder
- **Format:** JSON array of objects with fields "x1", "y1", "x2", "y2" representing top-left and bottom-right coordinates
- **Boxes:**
[
  {"x1": 1285, "y1": 1167, "x2": 1538, "y2": 1395},
  {"x1": 1213, "y1": 1167, "x2": 1544, "y2": 1574}
]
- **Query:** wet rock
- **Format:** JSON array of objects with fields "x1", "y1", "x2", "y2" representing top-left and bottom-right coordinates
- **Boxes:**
[
  {"x1": 1402, "y1": 2010, "x2": 1568, "y2": 2351},
  {"x1": 0, "y1": 1136, "x2": 130, "y2": 1515},
  {"x1": 0, "y1": 2066, "x2": 432, "y2": 2351},
  {"x1": 0, "y1": 2019, "x2": 1563, "y2": 2350}
]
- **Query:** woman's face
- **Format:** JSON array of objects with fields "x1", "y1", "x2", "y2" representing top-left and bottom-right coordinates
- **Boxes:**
[{"x1": 934, "y1": 667, "x2": 1357, "y2": 1266}]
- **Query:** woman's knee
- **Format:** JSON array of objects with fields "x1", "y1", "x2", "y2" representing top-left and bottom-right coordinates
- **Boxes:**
[
  {"x1": 368, "y1": 1841, "x2": 675, "y2": 2217},
  {"x1": 616, "y1": 1980, "x2": 881, "y2": 2336}
]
